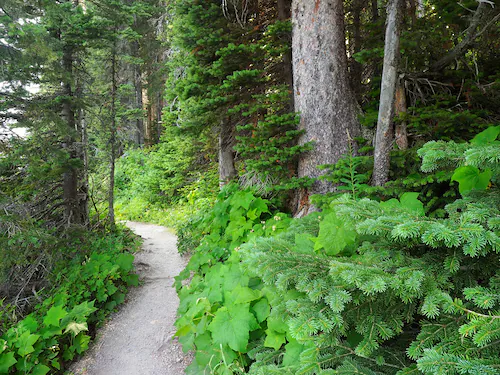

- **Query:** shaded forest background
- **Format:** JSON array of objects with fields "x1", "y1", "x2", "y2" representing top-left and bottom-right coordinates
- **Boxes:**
[{"x1": 1, "y1": 0, "x2": 500, "y2": 374}]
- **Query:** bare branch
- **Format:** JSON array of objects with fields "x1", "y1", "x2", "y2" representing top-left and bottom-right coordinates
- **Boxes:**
[{"x1": 431, "y1": 3, "x2": 499, "y2": 71}]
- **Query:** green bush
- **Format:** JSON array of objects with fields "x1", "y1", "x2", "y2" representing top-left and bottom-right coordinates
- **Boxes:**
[
  {"x1": 176, "y1": 126, "x2": 500, "y2": 374},
  {"x1": 114, "y1": 144, "x2": 218, "y2": 229},
  {"x1": 174, "y1": 185, "x2": 292, "y2": 374},
  {"x1": 0, "y1": 229, "x2": 140, "y2": 374}
]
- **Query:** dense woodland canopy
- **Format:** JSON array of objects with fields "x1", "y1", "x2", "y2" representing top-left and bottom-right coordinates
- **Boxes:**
[{"x1": 1, "y1": 0, "x2": 500, "y2": 374}]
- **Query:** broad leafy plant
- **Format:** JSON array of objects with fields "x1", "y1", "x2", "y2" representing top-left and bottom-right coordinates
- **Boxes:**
[
  {"x1": 0, "y1": 233, "x2": 139, "y2": 374},
  {"x1": 174, "y1": 185, "x2": 292, "y2": 374},
  {"x1": 175, "y1": 126, "x2": 499, "y2": 374}
]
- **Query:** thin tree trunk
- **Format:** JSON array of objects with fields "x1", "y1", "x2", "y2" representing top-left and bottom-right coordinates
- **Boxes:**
[
  {"x1": 350, "y1": 0, "x2": 364, "y2": 101},
  {"x1": 62, "y1": 43, "x2": 82, "y2": 226},
  {"x1": 292, "y1": 0, "x2": 361, "y2": 213},
  {"x1": 143, "y1": 84, "x2": 153, "y2": 147},
  {"x1": 79, "y1": 107, "x2": 89, "y2": 224},
  {"x1": 133, "y1": 40, "x2": 144, "y2": 145},
  {"x1": 157, "y1": 92, "x2": 163, "y2": 141},
  {"x1": 394, "y1": 81, "x2": 408, "y2": 150},
  {"x1": 277, "y1": 0, "x2": 294, "y2": 111},
  {"x1": 218, "y1": 117, "x2": 237, "y2": 188},
  {"x1": 75, "y1": 51, "x2": 89, "y2": 226},
  {"x1": 372, "y1": 0, "x2": 404, "y2": 186},
  {"x1": 416, "y1": 0, "x2": 424, "y2": 18},
  {"x1": 372, "y1": 0, "x2": 379, "y2": 21},
  {"x1": 108, "y1": 44, "x2": 117, "y2": 229}
]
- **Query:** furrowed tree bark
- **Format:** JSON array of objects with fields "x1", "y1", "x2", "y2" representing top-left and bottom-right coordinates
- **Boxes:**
[
  {"x1": 292, "y1": 0, "x2": 361, "y2": 212},
  {"x1": 218, "y1": 117, "x2": 237, "y2": 188},
  {"x1": 372, "y1": 0, "x2": 404, "y2": 186},
  {"x1": 78, "y1": 105, "x2": 90, "y2": 225}
]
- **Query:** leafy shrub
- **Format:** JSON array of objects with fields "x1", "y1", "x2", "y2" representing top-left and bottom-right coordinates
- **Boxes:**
[
  {"x1": 174, "y1": 186, "x2": 292, "y2": 373},
  {"x1": 0, "y1": 229, "x2": 140, "y2": 374},
  {"x1": 176, "y1": 126, "x2": 500, "y2": 374}
]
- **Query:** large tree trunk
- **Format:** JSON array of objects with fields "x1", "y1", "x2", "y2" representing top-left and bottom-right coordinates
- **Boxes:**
[
  {"x1": 372, "y1": 0, "x2": 404, "y2": 186},
  {"x1": 218, "y1": 117, "x2": 237, "y2": 188},
  {"x1": 292, "y1": 0, "x2": 361, "y2": 211},
  {"x1": 78, "y1": 106, "x2": 89, "y2": 225}
]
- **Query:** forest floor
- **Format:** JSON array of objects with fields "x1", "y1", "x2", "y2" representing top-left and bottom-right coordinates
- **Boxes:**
[{"x1": 69, "y1": 222, "x2": 192, "y2": 375}]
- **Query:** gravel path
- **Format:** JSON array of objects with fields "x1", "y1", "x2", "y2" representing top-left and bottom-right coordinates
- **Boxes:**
[{"x1": 69, "y1": 222, "x2": 192, "y2": 375}]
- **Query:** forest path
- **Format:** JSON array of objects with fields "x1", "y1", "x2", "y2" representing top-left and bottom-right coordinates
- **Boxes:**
[{"x1": 70, "y1": 222, "x2": 192, "y2": 375}]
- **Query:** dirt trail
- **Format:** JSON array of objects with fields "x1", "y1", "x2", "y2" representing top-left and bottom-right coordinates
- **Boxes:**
[{"x1": 70, "y1": 222, "x2": 192, "y2": 375}]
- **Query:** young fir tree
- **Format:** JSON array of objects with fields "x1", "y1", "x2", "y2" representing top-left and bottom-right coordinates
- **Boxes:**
[{"x1": 239, "y1": 126, "x2": 500, "y2": 374}]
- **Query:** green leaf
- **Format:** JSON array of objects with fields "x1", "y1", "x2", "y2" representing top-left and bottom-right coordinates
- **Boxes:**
[
  {"x1": 116, "y1": 253, "x2": 135, "y2": 272},
  {"x1": 18, "y1": 316, "x2": 38, "y2": 333},
  {"x1": 0, "y1": 352, "x2": 17, "y2": 373},
  {"x1": 0, "y1": 340, "x2": 6, "y2": 354},
  {"x1": 294, "y1": 233, "x2": 315, "y2": 253},
  {"x1": 264, "y1": 329, "x2": 286, "y2": 350},
  {"x1": 65, "y1": 301, "x2": 97, "y2": 323},
  {"x1": 15, "y1": 331, "x2": 39, "y2": 356},
  {"x1": 73, "y1": 333, "x2": 91, "y2": 354},
  {"x1": 451, "y1": 166, "x2": 492, "y2": 194},
  {"x1": 283, "y1": 338, "x2": 305, "y2": 366},
  {"x1": 471, "y1": 126, "x2": 500, "y2": 145},
  {"x1": 400, "y1": 192, "x2": 425, "y2": 216},
  {"x1": 208, "y1": 303, "x2": 258, "y2": 352},
  {"x1": 231, "y1": 191, "x2": 254, "y2": 210},
  {"x1": 380, "y1": 198, "x2": 400, "y2": 210},
  {"x1": 267, "y1": 314, "x2": 288, "y2": 333},
  {"x1": 113, "y1": 292, "x2": 126, "y2": 304},
  {"x1": 64, "y1": 321, "x2": 88, "y2": 336},
  {"x1": 125, "y1": 273, "x2": 139, "y2": 286},
  {"x1": 314, "y1": 212, "x2": 356, "y2": 255},
  {"x1": 223, "y1": 264, "x2": 249, "y2": 290},
  {"x1": 43, "y1": 305, "x2": 67, "y2": 327},
  {"x1": 31, "y1": 364, "x2": 50, "y2": 375},
  {"x1": 250, "y1": 198, "x2": 269, "y2": 216},
  {"x1": 230, "y1": 286, "x2": 262, "y2": 304},
  {"x1": 251, "y1": 298, "x2": 270, "y2": 323}
]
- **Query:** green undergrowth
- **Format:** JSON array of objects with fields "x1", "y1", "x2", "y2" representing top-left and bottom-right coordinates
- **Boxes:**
[
  {"x1": 113, "y1": 146, "x2": 218, "y2": 230},
  {"x1": 175, "y1": 126, "x2": 500, "y2": 374},
  {"x1": 0, "y1": 227, "x2": 141, "y2": 374}
]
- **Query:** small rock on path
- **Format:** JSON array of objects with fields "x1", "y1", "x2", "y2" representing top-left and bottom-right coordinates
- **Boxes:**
[{"x1": 69, "y1": 222, "x2": 192, "y2": 375}]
